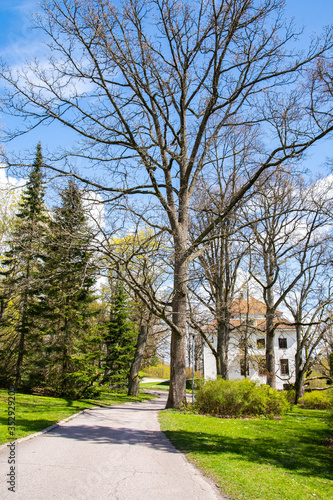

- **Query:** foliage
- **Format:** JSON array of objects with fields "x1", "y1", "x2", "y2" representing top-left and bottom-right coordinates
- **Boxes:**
[
  {"x1": 27, "y1": 180, "x2": 100, "y2": 396},
  {"x1": 142, "y1": 363, "x2": 170, "y2": 379},
  {"x1": 159, "y1": 407, "x2": 333, "y2": 500},
  {"x1": 195, "y1": 378, "x2": 290, "y2": 418},
  {"x1": 102, "y1": 282, "x2": 136, "y2": 389},
  {"x1": 284, "y1": 389, "x2": 296, "y2": 403},
  {"x1": 0, "y1": 143, "x2": 48, "y2": 387},
  {"x1": 299, "y1": 390, "x2": 333, "y2": 410}
]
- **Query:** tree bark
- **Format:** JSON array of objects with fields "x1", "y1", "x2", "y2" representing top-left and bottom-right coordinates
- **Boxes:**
[
  {"x1": 15, "y1": 263, "x2": 30, "y2": 388},
  {"x1": 128, "y1": 325, "x2": 148, "y2": 397},
  {"x1": 216, "y1": 311, "x2": 230, "y2": 379},
  {"x1": 294, "y1": 323, "x2": 305, "y2": 403},
  {"x1": 166, "y1": 244, "x2": 188, "y2": 409},
  {"x1": 265, "y1": 299, "x2": 276, "y2": 388}
]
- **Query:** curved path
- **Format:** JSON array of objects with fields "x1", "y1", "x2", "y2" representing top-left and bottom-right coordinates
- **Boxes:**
[{"x1": 0, "y1": 392, "x2": 223, "y2": 499}]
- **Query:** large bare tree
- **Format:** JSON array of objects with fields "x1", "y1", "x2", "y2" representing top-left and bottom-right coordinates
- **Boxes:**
[
  {"x1": 188, "y1": 128, "x2": 254, "y2": 378},
  {"x1": 1, "y1": 0, "x2": 333, "y2": 407},
  {"x1": 244, "y1": 170, "x2": 332, "y2": 388}
]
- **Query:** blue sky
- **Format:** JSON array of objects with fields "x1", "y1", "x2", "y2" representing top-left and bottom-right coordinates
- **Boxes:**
[{"x1": 0, "y1": 0, "x2": 333, "y2": 175}]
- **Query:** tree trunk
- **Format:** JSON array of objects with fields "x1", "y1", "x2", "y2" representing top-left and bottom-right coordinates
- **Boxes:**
[
  {"x1": 266, "y1": 305, "x2": 276, "y2": 388},
  {"x1": 294, "y1": 370, "x2": 305, "y2": 403},
  {"x1": 216, "y1": 312, "x2": 230, "y2": 379},
  {"x1": 264, "y1": 249, "x2": 276, "y2": 389},
  {"x1": 265, "y1": 279, "x2": 276, "y2": 388},
  {"x1": 15, "y1": 288, "x2": 29, "y2": 388},
  {"x1": 294, "y1": 323, "x2": 304, "y2": 403},
  {"x1": 166, "y1": 247, "x2": 188, "y2": 409},
  {"x1": 128, "y1": 325, "x2": 148, "y2": 397}
]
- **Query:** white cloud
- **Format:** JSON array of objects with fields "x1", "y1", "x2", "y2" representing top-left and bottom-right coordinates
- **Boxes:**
[
  {"x1": 0, "y1": 164, "x2": 25, "y2": 190},
  {"x1": 82, "y1": 190, "x2": 106, "y2": 231}
]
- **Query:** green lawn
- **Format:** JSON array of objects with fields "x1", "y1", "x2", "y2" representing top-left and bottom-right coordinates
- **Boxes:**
[
  {"x1": 140, "y1": 380, "x2": 170, "y2": 391},
  {"x1": 159, "y1": 407, "x2": 333, "y2": 500},
  {"x1": 140, "y1": 379, "x2": 195, "y2": 393},
  {"x1": 0, "y1": 389, "x2": 154, "y2": 444}
]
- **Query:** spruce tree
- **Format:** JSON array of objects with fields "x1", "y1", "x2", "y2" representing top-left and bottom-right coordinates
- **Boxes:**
[
  {"x1": 103, "y1": 282, "x2": 136, "y2": 389},
  {"x1": 0, "y1": 143, "x2": 47, "y2": 388},
  {"x1": 41, "y1": 180, "x2": 99, "y2": 396}
]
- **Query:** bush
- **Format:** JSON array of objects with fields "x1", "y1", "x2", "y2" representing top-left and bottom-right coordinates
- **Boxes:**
[
  {"x1": 299, "y1": 390, "x2": 333, "y2": 410},
  {"x1": 142, "y1": 363, "x2": 170, "y2": 379},
  {"x1": 284, "y1": 389, "x2": 296, "y2": 404},
  {"x1": 185, "y1": 367, "x2": 201, "y2": 379},
  {"x1": 195, "y1": 378, "x2": 290, "y2": 418}
]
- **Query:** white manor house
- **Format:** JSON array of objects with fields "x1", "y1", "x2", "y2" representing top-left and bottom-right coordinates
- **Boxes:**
[{"x1": 203, "y1": 296, "x2": 297, "y2": 390}]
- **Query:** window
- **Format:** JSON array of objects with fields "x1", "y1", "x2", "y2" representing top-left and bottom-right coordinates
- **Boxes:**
[
  {"x1": 258, "y1": 357, "x2": 266, "y2": 376},
  {"x1": 280, "y1": 359, "x2": 289, "y2": 376},
  {"x1": 257, "y1": 338, "x2": 265, "y2": 349},
  {"x1": 279, "y1": 337, "x2": 287, "y2": 349},
  {"x1": 240, "y1": 359, "x2": 249, "y2": 376}
]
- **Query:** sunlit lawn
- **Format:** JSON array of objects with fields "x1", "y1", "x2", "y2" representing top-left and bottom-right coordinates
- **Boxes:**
[
  {"x1": 140, "y1": 379, "x2": 195, "y2": 393},
  {"x1": 0, "y1": 389, "x2": 154, "y2": 444},
  {"x1": 159, "y1": 406, "x2": 333, "y2": 500},
  {"x1": 140, "y1": 380, "x2": 170, "y2": 391}
]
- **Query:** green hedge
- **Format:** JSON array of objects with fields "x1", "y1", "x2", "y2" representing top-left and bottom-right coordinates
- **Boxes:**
[{"x1": 195, "y1": 378, "x2": 290, "y2": 418}]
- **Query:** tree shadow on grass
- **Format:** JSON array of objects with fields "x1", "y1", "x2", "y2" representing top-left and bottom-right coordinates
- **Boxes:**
[
  {"x1": 162, "y1": 425, "x2": 333, "y2": 482},
  {"x1": 0, "y1": 416, "x2": 60, "y2": 440}
]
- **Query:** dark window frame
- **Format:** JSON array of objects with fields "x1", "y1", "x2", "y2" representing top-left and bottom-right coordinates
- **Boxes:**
[
  {"x1": 279, "y1": 337, "x2": 287, "y2": 349},
  {"x1": 280, "y1": 359, "x2": 289, "y2": 376},
  {"x1": 257, "y1": 338, "x2": 265, "y2": 349}
]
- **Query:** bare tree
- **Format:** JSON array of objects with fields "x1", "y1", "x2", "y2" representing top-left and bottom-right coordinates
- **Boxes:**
[
  {"x1": 1, "y1": 0, "x2": 333, "y2": 407},
  {"x1": 188, "y1": 128, "x2": 253, "y2": 378},
  {"x1": 282, "y1": 181, "x2": 333, "y2": 401},
  {"x1": 242, "y1": 169, "x2": 329, "y2": 388}
]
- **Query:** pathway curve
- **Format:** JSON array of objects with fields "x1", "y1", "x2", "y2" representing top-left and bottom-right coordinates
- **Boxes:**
[{"x1": 0, "y1": 392, "x2": 223, "y2": 499}]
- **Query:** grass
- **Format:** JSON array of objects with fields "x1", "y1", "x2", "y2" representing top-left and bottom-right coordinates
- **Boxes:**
[
  {"x1": 0, "y1": 389, "x2": 154, "y2": 445},
  {"x1": 159, "y1": 406, "x2": 333, "y2": 500},
  {"x1": 140, "y1": 380, "x2": 170, "y2": 391},
  {"x1": 140, "y1": 379, "x2": 197, "y2": 393}
]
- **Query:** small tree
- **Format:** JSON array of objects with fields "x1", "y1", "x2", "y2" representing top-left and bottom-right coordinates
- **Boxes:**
[{"x1": 103, "y1": 282, "x2": 136, "y2": 389}]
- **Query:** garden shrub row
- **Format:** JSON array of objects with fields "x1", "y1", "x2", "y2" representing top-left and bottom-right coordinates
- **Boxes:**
[
  {"x1": 195, "y1": 378, "x2": 290, "y2": 418},
  {"x1": 298, "y1": 390, "x2": 333, "y2": 410}
]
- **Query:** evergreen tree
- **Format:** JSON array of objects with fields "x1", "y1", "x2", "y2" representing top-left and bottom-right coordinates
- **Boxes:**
[
  {"x1": 103, "y1": 282, "x2": 136, "y2": 389},
  {"x1": 0, "y1": 143, "x2": 47, "y2": 388},
  {"x1": 40, "y1": 180, "x2": 100, "y2": 396}
]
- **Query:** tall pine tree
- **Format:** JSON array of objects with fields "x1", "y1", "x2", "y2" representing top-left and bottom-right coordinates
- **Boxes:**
[
  {"x1": 103, "y1": 282, "x2": 136, "y2": 389},
  {"x1": 40, "y1": 180, "x2": 99, "y2": 396},
  {"x1": 0, "y1": 143, "x2": 47, "y2": 388}
]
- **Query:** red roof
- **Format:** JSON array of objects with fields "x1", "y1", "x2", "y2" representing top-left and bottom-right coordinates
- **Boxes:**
[
  {"x1": 204, "y1": 296, "x2": 293, "y2": 332},
  {"x1": 230, "y1": 296, "x2": 282, "y2": 317}
]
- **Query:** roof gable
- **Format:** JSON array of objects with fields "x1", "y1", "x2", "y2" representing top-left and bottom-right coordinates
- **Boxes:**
[{"x1": 230, "y1": 296, "x2": 282, "y2": 317}]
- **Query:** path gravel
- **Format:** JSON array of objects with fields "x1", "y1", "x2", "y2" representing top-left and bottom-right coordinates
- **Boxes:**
[{"x1": 0, "y1": 392, "x2": 224, "y2": 500}]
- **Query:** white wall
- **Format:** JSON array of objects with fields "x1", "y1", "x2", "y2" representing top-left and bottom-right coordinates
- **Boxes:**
[{"x1": 203, "y1": 329, "x2": 297, "y2": 390}]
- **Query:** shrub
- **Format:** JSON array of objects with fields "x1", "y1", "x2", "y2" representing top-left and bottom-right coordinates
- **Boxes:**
[
  {"x1": 195, "y1": 378, "x2": 290, "y2": 418},
  {"x1": 284, "y1": 389, "x2": 296, "y2": 404},
  {"x1": 299, "y1": 390, "x2": 333, "y2": 410},
  {"x1": 142, "y1": 363, "x2": 170, "y2": 379},
  {"x1": 185, "y1": 367, "x2": 201, "y2": 379}
]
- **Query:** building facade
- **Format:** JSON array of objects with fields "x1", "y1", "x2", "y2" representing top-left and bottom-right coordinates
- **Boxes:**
[{"x1": 203, "y1": 296, "x2": 297, "y2": 390}]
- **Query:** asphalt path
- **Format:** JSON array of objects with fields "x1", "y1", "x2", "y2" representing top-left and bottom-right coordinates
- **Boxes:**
[{"x1": 0, "y1": 392, "x2": 224, "y2": 500}]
